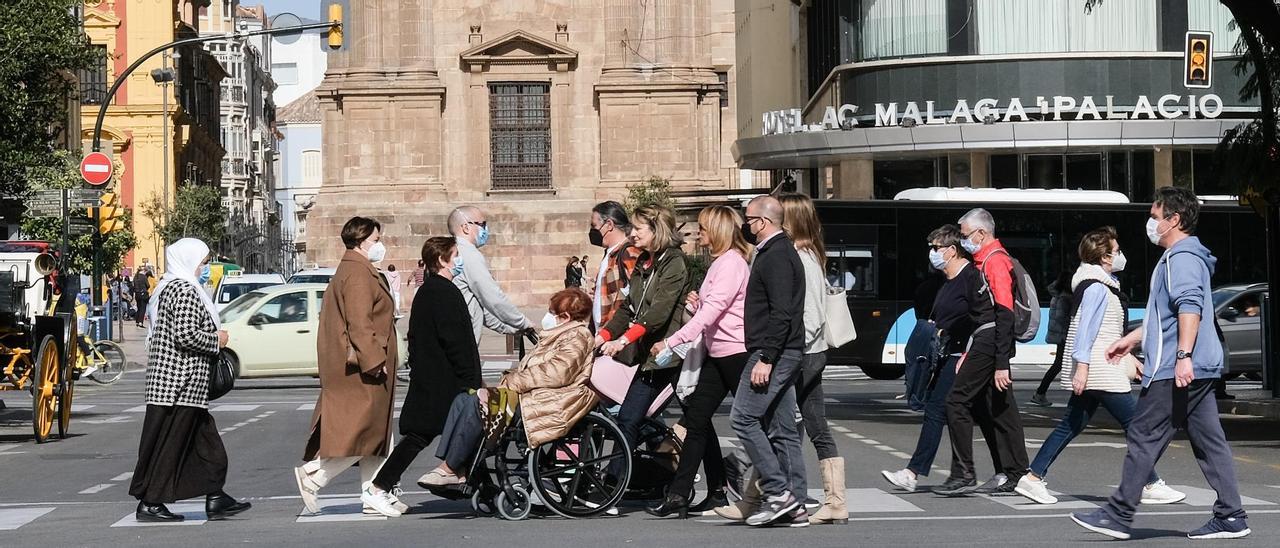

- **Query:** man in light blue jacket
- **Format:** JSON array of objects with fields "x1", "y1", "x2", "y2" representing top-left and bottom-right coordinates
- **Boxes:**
[
  {"x1": 447, "y1": 205, "x2": 532, "y2": 344},
  {"x1": 1071, "y1": 187, "x2": 1249, "y2": 541}
]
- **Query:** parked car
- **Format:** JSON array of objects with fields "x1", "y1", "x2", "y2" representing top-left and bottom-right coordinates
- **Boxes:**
[
  {"x1": 288, "y1": 267, "x2": 336, "y2": 285},
  {"x1": 1127, "y1": 282, "x2": 1267, "y2": 380},
  {"x1": 218, "y1": 283, "x2": 408, "y2": 379},
  {"x1": 213, "y1": 271, "x2": 286, "y2": 311}
]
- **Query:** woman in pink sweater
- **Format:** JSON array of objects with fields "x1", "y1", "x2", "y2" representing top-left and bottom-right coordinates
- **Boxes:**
[{"x1": 645, "y1": 205, "x2": 752, "y2": 518}]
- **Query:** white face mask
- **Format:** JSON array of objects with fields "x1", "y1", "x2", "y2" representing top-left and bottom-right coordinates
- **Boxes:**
[
  {"x1": 366, "y1": 241, "x2": 386, "y2": 263},
  {"x1": 541, "y1": 312, "x2": 562, "y2": 331},
  {"x1": 1145, "y1": 217, "x2": 1173, "y2": 246},
  {"x1": 1110, "y1": 250, "x2": 1127, "y2": 272},
  {"x1": 960, "y1": 237, "x2": 981, "y2": 255},
  {"x1": 928, "y1": 248, "x2": 948, "y2": 270}
]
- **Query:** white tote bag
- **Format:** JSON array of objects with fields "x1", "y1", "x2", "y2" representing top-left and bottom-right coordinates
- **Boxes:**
[
  {"x1": 824, "y1": 285, "x2": 857, "y2": 348},
  {"x1": 674, "y1": 337, "x2": 706, "y2": 402}
]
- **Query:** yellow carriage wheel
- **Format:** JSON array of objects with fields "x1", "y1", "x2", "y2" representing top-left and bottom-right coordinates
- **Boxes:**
[{"x1": 31, "y1": 335, "x2": 59, "y2": 443}]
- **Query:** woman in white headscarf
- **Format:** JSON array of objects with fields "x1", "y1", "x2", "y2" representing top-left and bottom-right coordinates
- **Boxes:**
[{"x1": 129, "y1": 238, "x2": 250, "y2": 523}]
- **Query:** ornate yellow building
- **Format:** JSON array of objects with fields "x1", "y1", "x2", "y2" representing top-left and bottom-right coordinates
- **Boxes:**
[{"x1": 81, "y1": 0, "x2": 225, "y2": 268}]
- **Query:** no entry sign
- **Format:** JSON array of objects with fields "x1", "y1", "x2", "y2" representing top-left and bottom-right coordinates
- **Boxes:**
[{"x1": 80, "y1": 152, "x2": 114, "y2": 186}]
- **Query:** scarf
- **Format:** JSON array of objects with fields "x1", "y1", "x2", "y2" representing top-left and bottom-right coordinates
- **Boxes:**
[{"x1": 146, "y1": 238, "x2": 220, "y2": 341}]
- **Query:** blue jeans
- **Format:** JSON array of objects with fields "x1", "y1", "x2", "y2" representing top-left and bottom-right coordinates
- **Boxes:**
[
  {"x1": 907, "y1": 355, "x2": 957, "y2": 477},
  {"x1": 730, "y1": 349, "x2": 804, "y2": 498},
  {"x1": 903, "y1": 320, "x2": 935, "y2": 412},
  {"x1": 1029, "y1": 390, "x2": 1159, "y2": 485}
]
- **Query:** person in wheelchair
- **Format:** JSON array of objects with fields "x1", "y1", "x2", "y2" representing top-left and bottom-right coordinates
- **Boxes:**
[{"x1": 419, "y1": 288, "x2": 596, "y2": 489}]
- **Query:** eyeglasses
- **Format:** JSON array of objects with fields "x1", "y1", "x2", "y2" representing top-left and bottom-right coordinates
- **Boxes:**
[
  {"x1": 745, "y1": 215, "x2": 768, "y2": 224},
  {"x1": 960, "y1": 229, "x2": 979, "y2": 239},
  {"x1": 928, "y1": 244, "x2": 947, "y2": 250}
]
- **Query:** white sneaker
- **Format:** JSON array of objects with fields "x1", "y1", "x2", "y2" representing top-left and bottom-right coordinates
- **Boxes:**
[
  {"x1": 293, "y1": 466, "x2": 320, "y2": 514},
  {"x1": 1014, "y1": 475, "x2": 1058, "y2": 505},
  {"x1": 389, "y1": 485, "x2": 409, "y2": 514},
  {"x1": 361, "y1": 486, "x2": 403, "y2": 517},
  {"x1": 1141, "y1": 479, "x2": 1187, "y2": 505},
  {"x1": 880, "y1": 469, "x2": 918, "y2": 492}
]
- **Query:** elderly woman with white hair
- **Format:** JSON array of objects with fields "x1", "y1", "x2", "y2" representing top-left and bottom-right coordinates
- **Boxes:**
[{"x1": 129, "y1": 238, "x2": 250, "y2": 523}]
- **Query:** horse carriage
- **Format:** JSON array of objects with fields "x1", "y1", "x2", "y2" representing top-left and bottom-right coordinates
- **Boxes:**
[{"x1": 0, "y1": 241, "x2": 79, "y2": 443}]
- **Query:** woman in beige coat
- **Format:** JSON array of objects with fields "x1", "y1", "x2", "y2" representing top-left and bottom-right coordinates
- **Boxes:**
[
  {"x1": 419, "y1": 288, "x2": 597, "y2": 487},
  {"x1": 293, "y1": 216, "x2": 400, "y2": 515}
]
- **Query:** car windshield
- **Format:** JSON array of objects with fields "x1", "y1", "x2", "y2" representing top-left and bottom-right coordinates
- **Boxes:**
[
  {"x1": 217, "y1": 282, "x2": 280, "y2": 304},
  {"x1": 220, "y1": 291, "x2": 267, "y2": 323},
  {"x1": 289, "y1": 274, "x2": 331, "y2": 284}
]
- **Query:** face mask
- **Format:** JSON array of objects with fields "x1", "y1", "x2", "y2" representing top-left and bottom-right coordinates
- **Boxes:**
[
  {"x1": 541, "y1": 312, "x2": 562, "y2": 331},
  {"x1": 366, "y1": 241, "x2": 386, "y2": 263},
  {"x1": 1110, "y1": 250, "x2": 1127, "y2": 272},
  {"x1": 198, "y1": 264, "x2": 212, "y2": 285},
  {"x1": 1145, "y1": 217, "x2": 1170, "y2": 245},
  {"x1": 960, "y1": 237, "x2": 981, "y2": 255},
  {"x1": 928, "y1": 248, "x2": 948, "y2": 270},
  {"x1": 449, "y1": 257, "x2": 464, "y2": 278},
  {"x1": 475, "y1": 225, "x2": 491, "y2": 248},
  {"x1": 740, "y1": 222, "x2": 757, "y2": 245},
  {"x1": 588, "y1": 227, "x2": 605, "y2": 248}
]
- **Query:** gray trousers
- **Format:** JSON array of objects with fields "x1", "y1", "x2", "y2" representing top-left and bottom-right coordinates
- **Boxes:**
[
  {"x1": 1103, "y1": 379, "x2": 1247, "y2": 526},
  {"x1": 730, "y1": 349, "x2": 804, "y2": 498}
]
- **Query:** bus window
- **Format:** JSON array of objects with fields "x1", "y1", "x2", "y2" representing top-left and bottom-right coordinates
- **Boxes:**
[{"x1": 825, "y1": 247, "x2": 875, "y2": 294}]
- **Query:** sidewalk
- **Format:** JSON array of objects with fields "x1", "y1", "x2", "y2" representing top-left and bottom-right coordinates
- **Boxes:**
[{"x1": 1218, "y1": 386, "x2": 1280, "y2": 420}]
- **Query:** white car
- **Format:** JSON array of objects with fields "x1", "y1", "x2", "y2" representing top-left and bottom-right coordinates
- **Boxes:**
[
  {"x1": 288, "y1": 267, "x2": 336, "y2": 285},
  {"x1": 218, "y1": 284, "x2": 408, "y2": 378},
  {"x1": 213, "y1": 272, "x2": 286, "y2": 311}
]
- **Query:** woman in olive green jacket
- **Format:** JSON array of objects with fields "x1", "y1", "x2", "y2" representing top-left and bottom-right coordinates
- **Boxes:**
[{"x1": 597, "y1": 204, "x2": 692, "y2": 466}]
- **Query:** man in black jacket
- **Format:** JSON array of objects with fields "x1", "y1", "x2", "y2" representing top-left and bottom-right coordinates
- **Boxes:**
[{"x1": 731, "y1": 195, "x2": 808, "y2": 527}]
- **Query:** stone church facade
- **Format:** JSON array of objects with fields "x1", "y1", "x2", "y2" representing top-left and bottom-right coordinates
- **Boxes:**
[{"x1": 308, "y1": 0, "x2": 739, "y2": 307}]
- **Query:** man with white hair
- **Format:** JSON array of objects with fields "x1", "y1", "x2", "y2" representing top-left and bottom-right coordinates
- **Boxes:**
[
  {"x1": 932, "y1": 208, "x2": 1029, "y2": 496},
  {"x1": 447, "y1": 206, "x2": 532, "y2": 344}
]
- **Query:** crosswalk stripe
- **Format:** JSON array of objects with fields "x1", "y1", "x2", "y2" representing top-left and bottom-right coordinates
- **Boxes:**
[
  {"x1": 213, "y1": 404, "x2": 261, "y2": 412},
  {"x1": 110, "y1": 502, "x2": 207, "y2": 527},
  {"x1": 297, "y1": 403, "x2": 315, "y2": 411},
  {"x1": 845, "y1": 488, "x2": 925, "y2": 513},
  {"x1": 123, "y1": 405, "x2": 148, "y2": 413},
  {"x1": 0, "y1": 508, "x2": 54, "y2": 530},
  {"x1": 978, "y1": 492, "x2": 1097, "y2": 511},
  {"x1": 295, "y1": 497, "x2": 387, "y2": 522},
  {"x1": 1157, "y1": 485, "x2": 1275, "y2": 507},
  {"x1": 79, "y1": 484, "x2": 113, "y2": 495}
]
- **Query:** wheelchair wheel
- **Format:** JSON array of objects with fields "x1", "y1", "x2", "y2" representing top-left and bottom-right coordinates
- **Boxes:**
[
  {"x1": 471, "y1": 489, "x2": 497, "y2": 517},
  {"x1": 496, "y1": 484, "x2": 532, "y2": 521},
  {"x1": 528, "y1": 411, "x2": 630, "y2": 519}
]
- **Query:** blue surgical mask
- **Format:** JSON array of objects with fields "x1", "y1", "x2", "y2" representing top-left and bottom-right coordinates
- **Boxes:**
[
  {"x1": 198, "y1": 264, "x2": 212, "y2": 285},
  {"x1": 928, "y1": 249, "x2": 948, "y2": 270},
  {"x1": 475, "y1": 225, "x2": 491, "y2": 248},
  {"x1": 960, "y1": 238, "x2": 981, "y2": 255},
  {"x1": 450, "y1": 257, "x2": 464, "y2": 278}
]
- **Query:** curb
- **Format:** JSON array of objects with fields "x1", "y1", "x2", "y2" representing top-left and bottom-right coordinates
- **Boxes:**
[{"x1": 1218, "y1": 399, "x2": 1280, "y2": 420}]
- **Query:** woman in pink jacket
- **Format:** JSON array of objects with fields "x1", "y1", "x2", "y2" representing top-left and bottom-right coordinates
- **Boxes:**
[{"x1": 644, "y1": 205, "x2": 752, "y2": 518}]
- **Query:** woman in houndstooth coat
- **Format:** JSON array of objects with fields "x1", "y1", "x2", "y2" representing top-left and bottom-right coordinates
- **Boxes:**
[{"x1": 129, "y1": 238, "x2": 250, "y2": 523}]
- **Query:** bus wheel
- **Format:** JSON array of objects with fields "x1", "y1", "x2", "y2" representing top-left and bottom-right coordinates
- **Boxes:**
[{"x1": 860, "y1": 365, "x2": 905, "y2": 381}]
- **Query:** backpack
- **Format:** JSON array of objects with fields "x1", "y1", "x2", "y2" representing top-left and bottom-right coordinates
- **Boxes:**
[{"x1": 983, "y1": 249, "x2": 1041, "y2": 343}]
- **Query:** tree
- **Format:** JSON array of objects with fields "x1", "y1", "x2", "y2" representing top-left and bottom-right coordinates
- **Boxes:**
[
  {"x1": 18, "y1": 151, "x2": 138, "y2": 274},
  {"x1": 624, "y1": 175, "x2": 676, "y2": 214},
  {"x1": 0, "y1": 0, "x2": 101, "y2": 199},
  {"x1": 139, "y1": 185, "x2": 226, "y2": 247}
]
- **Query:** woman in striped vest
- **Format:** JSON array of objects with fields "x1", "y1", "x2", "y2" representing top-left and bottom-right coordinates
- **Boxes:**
[{"x1": 1015, "y1": 227, "x2": 1185, "y2": 506}]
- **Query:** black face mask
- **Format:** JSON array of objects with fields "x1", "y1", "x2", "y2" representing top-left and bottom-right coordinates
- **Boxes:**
[
  {"x1": 588, "y1": 227, "x2": 605, "y2": 247},
  {"x1": 741, "y1": 222, "x2": 757, "y2": 245}
]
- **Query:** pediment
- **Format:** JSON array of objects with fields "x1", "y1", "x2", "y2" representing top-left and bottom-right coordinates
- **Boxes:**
[
  {"x1": 83, "y1": 8, "x2": 122, "y2": 28},
  {"x1": 460, "y1": 30, "x2": 578, "y2": 72}
]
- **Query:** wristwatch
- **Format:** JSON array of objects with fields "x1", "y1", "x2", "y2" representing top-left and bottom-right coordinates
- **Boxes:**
[{"x1": 1176, "y1": 349, "x2": 1193, "y2": 360}]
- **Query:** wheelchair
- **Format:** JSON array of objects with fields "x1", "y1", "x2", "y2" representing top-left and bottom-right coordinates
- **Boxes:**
[{"x1": 427, "y1": 334, "x2": 684, "y2": 520}]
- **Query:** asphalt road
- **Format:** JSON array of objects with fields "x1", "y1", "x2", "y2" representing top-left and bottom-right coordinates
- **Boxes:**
[{"x1": 2, "y1": 337, "x2": 1278, "y2": 547}]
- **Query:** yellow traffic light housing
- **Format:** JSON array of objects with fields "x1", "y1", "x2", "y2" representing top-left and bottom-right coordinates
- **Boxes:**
[
  {"x1": 98, "y1": 192, "x2": 125, "y2": 234},
  {"x1": 1184, "y1": 31, "x2": 1213, "y2": 89},
  {"x1": 327, "y1": 3, "x2": 344, "y2": 50}
]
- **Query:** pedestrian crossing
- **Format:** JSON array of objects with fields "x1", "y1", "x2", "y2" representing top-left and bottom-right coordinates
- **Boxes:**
[{"x1": 1, "y1": 484, "x2": 1277, "y2": 530}]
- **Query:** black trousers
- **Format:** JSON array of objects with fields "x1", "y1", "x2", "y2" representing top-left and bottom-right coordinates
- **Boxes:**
[
  {"x1": 666, "y1": 352, "x2": 749, "y2": 498},
  {"x1": 372, "y1": 431, "x2": 437, "y2": 491},
  {"x1": 945, "y1": 351, "x2": 1028, "y2": 480},
  {"x1": 1036, "y1": 341, "x2": 1067, "y2": 395}
]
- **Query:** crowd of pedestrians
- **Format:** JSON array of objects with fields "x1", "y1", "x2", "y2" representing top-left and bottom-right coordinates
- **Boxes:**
[{"x1": 124, "y1": 186, "x2": 1249, "y2": 538}]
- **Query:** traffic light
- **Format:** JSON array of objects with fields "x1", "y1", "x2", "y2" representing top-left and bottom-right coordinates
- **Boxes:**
[
  {"x1": 97, "y1": 192, "x2": 125, "y2": 234},
  {"x1": 1185, "y1": 31, "x2": 1213, "y2": 89},
  {"x1": 323, "y1": 1, "x2": 349, "y2": 51}
]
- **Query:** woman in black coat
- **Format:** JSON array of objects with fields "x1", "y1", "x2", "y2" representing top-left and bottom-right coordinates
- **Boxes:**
[{"x1": 368, "y1": 236, "x2": 481, "y2": 511}]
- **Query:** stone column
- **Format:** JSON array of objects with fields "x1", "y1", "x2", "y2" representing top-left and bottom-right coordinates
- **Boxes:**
[
  {"x1": 1154, "y1": 148, "x2": 1173, "y2": 188},
  {"x1": 834, "y1": 159, "x2": 874, "y2": 199},
  {"x1": 348, "y1": 0, "x2": 383, "y2": 74},
  {"x1": 968, "y1": 152, "x2": 989, "y2": 188}
]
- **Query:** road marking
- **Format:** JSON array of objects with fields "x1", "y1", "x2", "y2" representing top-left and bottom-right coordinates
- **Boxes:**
[
  {"x1": 890, "y1": 451, "x2": 912, "y2": 459},
  {"x1": 874, "y1": 445, "x2": 895, "y2": 451},
  {"x1": 1151, "y1": 485, "x2": 1274, "y2": 507},
  {"x1": 213, "y1": 404, "x2": 261, "y2": 412},
  {"x1": 111, "y1": 473, "x2": 133, "y2": 482},
  {"x1": 110, "y1": 501, "x2": 207, "y2": 527},
  {"x1": 831, "y1": 425, "x2": 851, "y2": 433},
  {"x1": 79, "y1": 484, "x2": 114, "y2": 494},
  {"x1": 297, "y1": 403, "x2": 316, "y2": 411},
  {"x1": 844, "y1": 488, "x2": 925, "y2": 513},
  {"x1": 80, "y1": 415, "x2": 133, "y2": 425},
  {"x1": 69, "y1": 404, "x2": 95, "y2": 412},
  {"x1": 123, "y1": 405, "x2": 148, "y2": 413},
  {"x1": 295, "y1": 497, "x2": 388, "y2": 522},
  {"x1": 859, "y1": 439, "x2": 880, "y2": 445},
  {"x1": 979, "y1": 491, "x2": 1097, "y2": 511},
  {"x1": 834, "y1": 508, "x2": 1280, "y2": 522},
  {"x1": 0, "y1": 508, "x2": 55, "y2": 530}
]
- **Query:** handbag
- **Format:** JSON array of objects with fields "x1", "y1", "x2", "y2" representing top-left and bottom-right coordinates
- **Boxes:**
[
  {"x1": 208, "y1": 350, "x2": 236, "y2": 401},
  {"x1": 823, "y1": 285, "x2": 857, "y2": 348},
  {"x1": 674, "y1": 337, "x2": 706, "y2": 402}
]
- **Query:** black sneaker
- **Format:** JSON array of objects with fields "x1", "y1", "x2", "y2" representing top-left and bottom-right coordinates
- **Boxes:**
[
  {"x1": 746, "y1": 492, "x2": 801, "y2": 526},
  {"x1": 984, "y1": 478, "x2": 1019, "y2": 496},
  {"x1": 972, "y1": 473, "x2": 1009, "y2": 494},
  {"x1": 931, "y1": 476, "x2": 977, "y2": 497},
  {"x1": 780, "y1": 505, "x2": 811, "y2": 528},
  {"x1": 802, "y1": 495, "x2": 821, "y2": 510}
]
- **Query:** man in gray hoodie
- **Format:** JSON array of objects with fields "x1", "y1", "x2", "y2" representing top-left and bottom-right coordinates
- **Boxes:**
[
  {"x1": 447, "y1": 206, "x2": 532, "y2": 344},
  {"x1": 1071, "y1": 187, "x2": 1249, "y2": 540}
]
